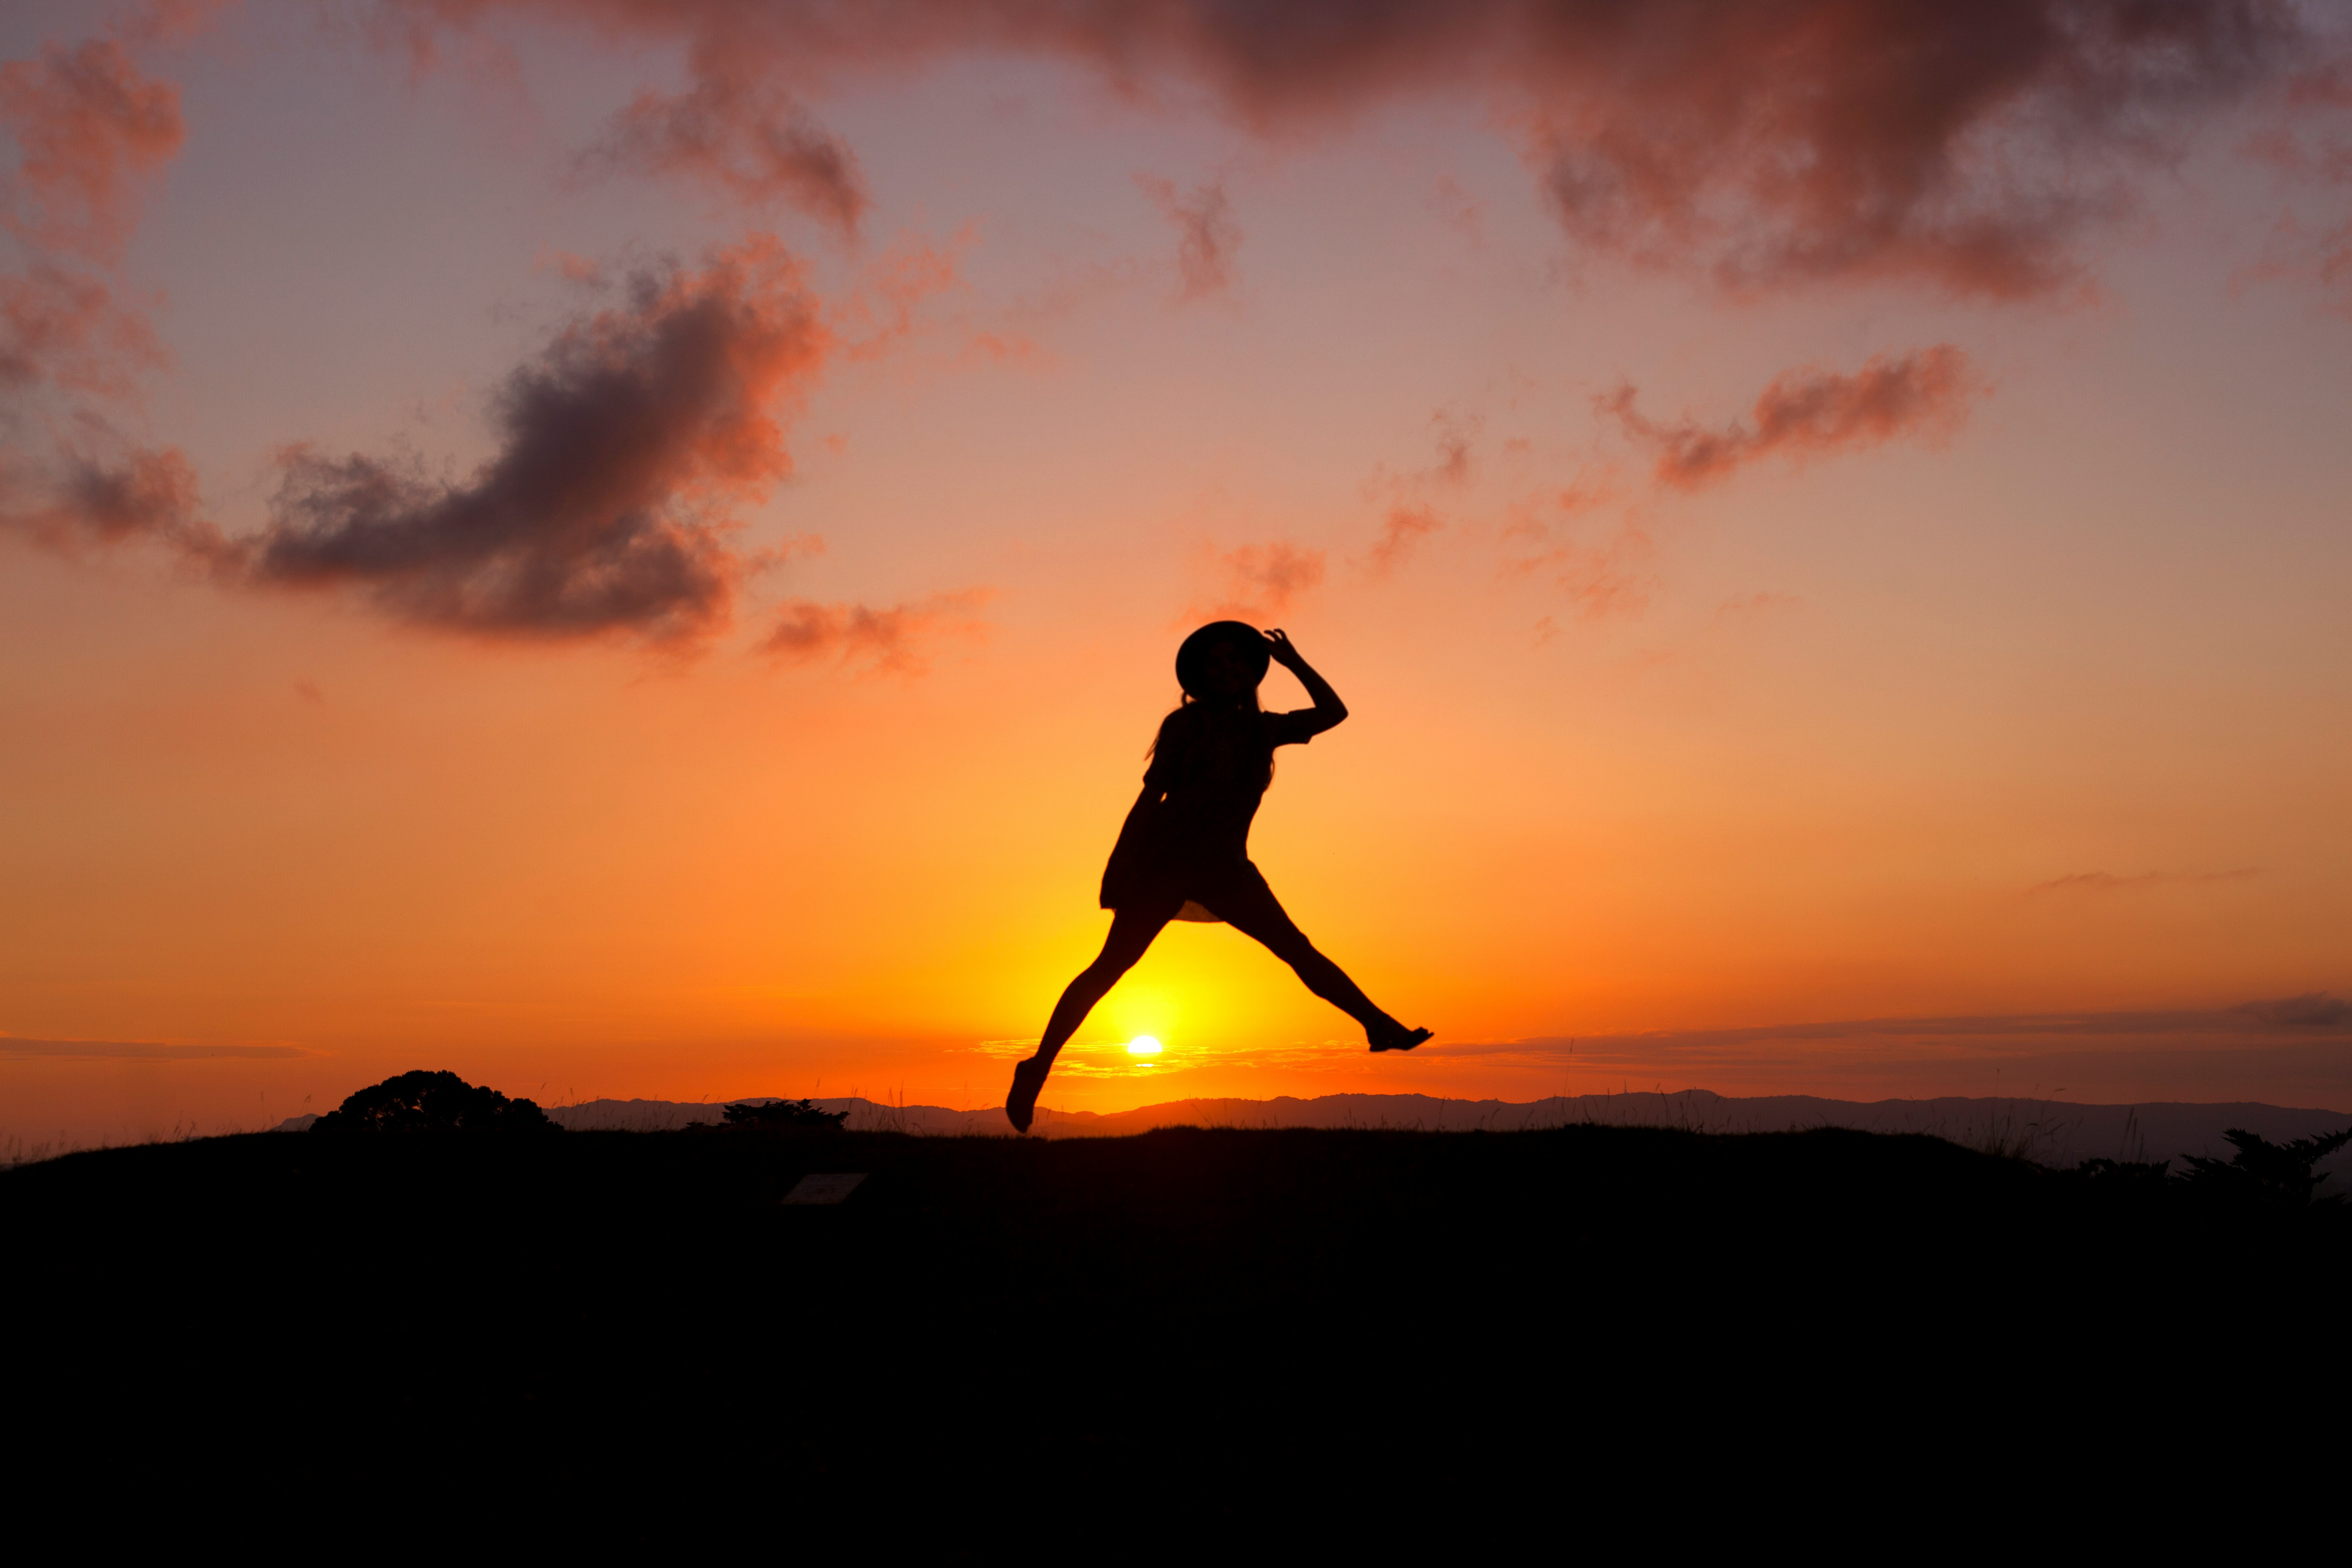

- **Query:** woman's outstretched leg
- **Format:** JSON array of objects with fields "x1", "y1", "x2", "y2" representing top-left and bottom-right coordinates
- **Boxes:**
[
  {"x1": 1215, "y1": 876, "x2": 1431, "y2": 1052},
  {"x1": 1007, "y1": 903, "x2": 1174, "y2": 1132}
]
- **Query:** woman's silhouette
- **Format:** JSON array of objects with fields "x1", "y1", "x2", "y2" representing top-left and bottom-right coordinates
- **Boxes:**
[{"x1": 1006, "y1": 623, "x2": 1430, "y2": 1132}]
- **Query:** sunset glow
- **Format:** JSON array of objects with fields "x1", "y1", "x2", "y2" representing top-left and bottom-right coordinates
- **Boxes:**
[{"x1": 4, "y1": 1, "x2": 2351, "y2": 1147}]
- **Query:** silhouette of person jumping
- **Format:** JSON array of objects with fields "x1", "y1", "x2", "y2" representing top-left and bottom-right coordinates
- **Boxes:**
[{"x1": 1006, "y1": 623, "x2": 1430, "y2": 1132}]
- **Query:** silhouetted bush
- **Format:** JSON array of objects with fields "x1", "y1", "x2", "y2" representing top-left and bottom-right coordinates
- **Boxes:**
[
  {"x1": 310, "y1": 1070, "x2": 557, "y2": 1134},
  {"x1": 2179, "y1": 1127, "x2": 2352, "y2": 1209},
  {"x1": 719, "y1": 1099, "x2": 847, "y2": 1131},
  {"x1": 2074, "y1": 1158, "x2": 2175, "y2": 1188}
]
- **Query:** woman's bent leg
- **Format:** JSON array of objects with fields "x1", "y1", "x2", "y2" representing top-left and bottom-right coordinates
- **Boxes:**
[{"x1": 1210, "y1": 873, "x2": 1407, "y2": 1042}]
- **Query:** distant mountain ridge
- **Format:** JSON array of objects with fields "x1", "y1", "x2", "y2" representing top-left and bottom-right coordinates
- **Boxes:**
[{"x1": 523, "y1": 1088, "x2": 2352, "y2": 1183}]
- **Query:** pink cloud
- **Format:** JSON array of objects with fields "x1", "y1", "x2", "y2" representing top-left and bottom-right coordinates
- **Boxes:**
[
  {"x1": 534, "y1": 247, "x2": 606, "y2": 284},
  {"x1": 585, "y1": 72, "x2": 868, "y2": 239},
  {"x1": 1604, "y1": 346, "x2": 1980, "y2": 491},
  {"x1": 1192, "y1": 540, "x2": 1326, "y2": 621},
  {"x1": 1524, "y1": 526, "x2": 1651, "y2": 622},
  {"x1": 0, "y1": 38, "x2": 185, "y2": 266},
  {"x1": 0, "y1": 264, "x2": 168, "y2": 402},
  {"x1": 1427, "y1": 410, "x2": 1478, "y2": 485},
  {"x1": 834, "y1": 231, "x2": 968, "y2": 362},
  {"x1": 1368, "y1": 503, "x2": 1443, "y2": 577},
  {"x1": 1501, "y1": 480, "x2": 1648, "y2": 621},
  {"x1": 0, "y1": 443, "x2": 224, "y2": 562},
  {"x1": 1135, "y1": 174, "x2": 1240, "y2": 302},
  {"x1": 0, "y1": 21, "x2": 209, "y2": 559},
  {"x1": 758, "y1": 588, "x2": 994, "y2": 674}
]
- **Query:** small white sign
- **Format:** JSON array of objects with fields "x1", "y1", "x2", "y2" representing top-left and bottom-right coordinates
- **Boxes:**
[{"x1": 780, "y1": 1173, "x2": 867, "y2": 1206}]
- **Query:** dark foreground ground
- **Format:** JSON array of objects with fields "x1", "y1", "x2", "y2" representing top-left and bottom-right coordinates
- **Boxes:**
[{"x1": 8, "y1": 1123, "x2": 2346, "y2": 1547}]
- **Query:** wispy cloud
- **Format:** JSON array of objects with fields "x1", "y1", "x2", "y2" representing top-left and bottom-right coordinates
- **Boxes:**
[
  {"x1": 758, "y1": 588, "x2": 995, "y2": 674},
  {"x1": 1367, "y1": 502, "x2": 1443, "y2": 577},
  {"x1": 4, "y1": 444, "x2": 220, "y2": 560},
  {"x1": 1191, "y1": 540, "x2": 1325, "y2": 622},
  {"x1": 1501, "y1": 485, "x2": 1650, "y2": 622},
  {"x1": 560, "y1": 3, "x2": 870, "y2": 241},
  {"x1": 1602, "y1": 346, "x2": 1981, "y2": 491},
  {"x1": 1136, "y1": 174, "x2": 1241, "y2": 302},
  {"x1": 0, "y1": 36, "x2": 185, "y2": 265},
  {"x1": 1426, "y1": 410, "x2": 1478, "y2": 485},
  {"x1": 0, "y1": 17, "x2": 210, "y2": 560}
]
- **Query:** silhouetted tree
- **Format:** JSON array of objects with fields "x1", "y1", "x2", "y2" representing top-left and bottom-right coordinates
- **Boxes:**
[
  {"x1": 720, "y1": 1099, "x2": 847, "y2": 1131},
  {"x1": 310, "y1": 1070, "x2": 557, "y2": 1134},
  {"x1": 2179, "y1": 1127, "x2": 2352, "y2": 1209}
]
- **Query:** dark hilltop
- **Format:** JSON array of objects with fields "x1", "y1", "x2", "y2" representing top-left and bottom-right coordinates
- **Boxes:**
[{"x1": 10, "y1": 1074, "x2": 2348, "y2": 1547}]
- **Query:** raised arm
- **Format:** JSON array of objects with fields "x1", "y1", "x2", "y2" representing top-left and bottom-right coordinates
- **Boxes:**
[{"x1": 1264, "y1": 629, "x2": 1347, "y2": 736}]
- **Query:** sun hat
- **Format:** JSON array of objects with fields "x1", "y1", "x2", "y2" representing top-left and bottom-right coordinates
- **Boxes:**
[{"x1": 1175, "y1": 620, "x2": 1269, "y2": 697}]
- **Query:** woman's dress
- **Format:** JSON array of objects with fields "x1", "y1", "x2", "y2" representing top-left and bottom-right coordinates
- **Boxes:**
[{"x1": 1099, "y1": 701, "x2": 1321, "y2": 923}]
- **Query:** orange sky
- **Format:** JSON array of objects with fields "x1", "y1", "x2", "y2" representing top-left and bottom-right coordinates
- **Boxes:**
[{"x1": 6, "y1": 1, "x2": 2352, "y2": 1147}]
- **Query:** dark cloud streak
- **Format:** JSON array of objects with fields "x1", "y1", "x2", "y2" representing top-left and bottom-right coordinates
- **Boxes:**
[
  {"x1": 394, "y1": 0, "x2": 2312, "y2": 299},
  {"x1": 245, "y1": 237, "x2": 827, "y2": 646},
  {"x1": 1459, "y1": 993, "x2": 2352, "y2": 1058}
]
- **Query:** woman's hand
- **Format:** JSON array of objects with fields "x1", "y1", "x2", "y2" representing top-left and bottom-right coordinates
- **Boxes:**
[{"x1": 1265, "y1": 627, "x2": 1346, "y2": 727}]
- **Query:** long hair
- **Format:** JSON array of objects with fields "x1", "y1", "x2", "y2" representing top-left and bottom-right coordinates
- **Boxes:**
[{"x1": 1147, "y1": 685, "x2": 1272, "y2": 789}]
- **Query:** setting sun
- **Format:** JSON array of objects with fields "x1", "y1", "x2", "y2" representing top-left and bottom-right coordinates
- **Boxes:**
[{"x1": 1127, "y1": 1037, "x2": 1163, "y2": 1057}]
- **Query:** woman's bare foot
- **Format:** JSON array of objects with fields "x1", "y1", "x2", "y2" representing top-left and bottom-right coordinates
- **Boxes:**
[
  {"x1": 1369, "y1": 1025, "x2": 1433, "y2": 1053},
  {"x1": 1006, "y1": 1057, "x2": 1049, "y2": 1133}
]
